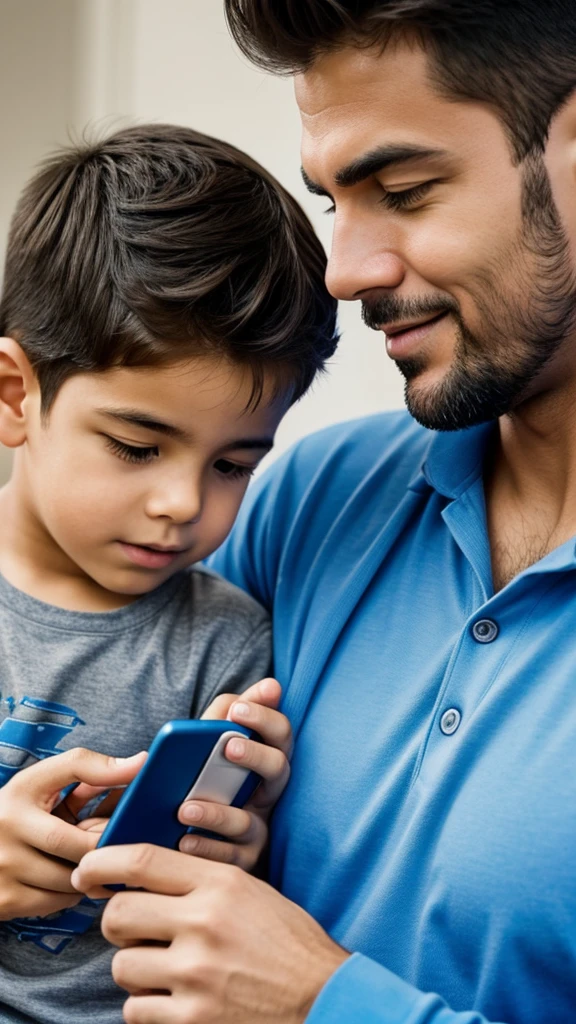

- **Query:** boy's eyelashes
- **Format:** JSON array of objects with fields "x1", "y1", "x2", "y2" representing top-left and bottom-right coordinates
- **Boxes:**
[
  {"x1": 105, "y1": 437, "x2": 159, "y2": 464},
  {"x1": 104, "y1": 437, "x2": 256, "y2": 479},
  {"x1": 213, "y1": 459, "x2": 255, "y2": 480}
]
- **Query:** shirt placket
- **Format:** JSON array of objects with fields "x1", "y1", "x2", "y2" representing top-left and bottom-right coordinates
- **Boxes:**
[{"x1": 411, "y1": 479, "x2": 572, "y2": 783}]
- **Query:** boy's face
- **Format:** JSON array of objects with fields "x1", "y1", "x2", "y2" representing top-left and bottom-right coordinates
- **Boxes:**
[{"x1": 12, "y1": 355, "x2": 286, "y2": 604}]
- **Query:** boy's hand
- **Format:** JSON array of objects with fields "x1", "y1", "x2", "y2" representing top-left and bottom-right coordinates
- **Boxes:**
[
  {"x1": 177, "y1": 678, "x2": 291, "y2": 871},
  {"x1": 0, "y1": 747, "x2": 146, "y2": 920}
]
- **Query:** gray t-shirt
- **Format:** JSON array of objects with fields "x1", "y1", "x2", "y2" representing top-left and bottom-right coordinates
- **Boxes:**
[{"x1": 0, "y1": 566, "x2": 271, "y2": 1023}]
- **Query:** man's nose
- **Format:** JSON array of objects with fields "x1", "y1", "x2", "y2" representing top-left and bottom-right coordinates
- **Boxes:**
[{"x1": 325, "y1": 219, "x2": 406, "y2": 301}]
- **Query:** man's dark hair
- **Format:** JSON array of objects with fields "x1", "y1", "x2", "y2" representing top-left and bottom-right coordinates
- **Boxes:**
[
  {"x1": 0, "y1": 123, "x2": 338, "y2": 412},
  {"x1": 225, "y1": 0, "x2": 576, "y2": 162}
]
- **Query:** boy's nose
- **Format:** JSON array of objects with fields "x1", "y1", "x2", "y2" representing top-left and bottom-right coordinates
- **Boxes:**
[{"x1": 146, "y1": 480, "x2": 203, "y2": 525}]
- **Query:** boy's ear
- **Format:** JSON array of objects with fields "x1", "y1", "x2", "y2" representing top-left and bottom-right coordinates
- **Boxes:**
[{"x1": 0, "y1": 337, "x2": 38, "y2": 448}]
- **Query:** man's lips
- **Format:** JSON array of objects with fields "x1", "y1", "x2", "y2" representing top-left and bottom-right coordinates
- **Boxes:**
[
  {"x1": 383, "y1": 311, "x2": 450, "y2": 359},
  {"x1": 117, "y1": 542, "x2": 189, "y2": 569},
  {"x1": 382, "y1": 311, "x2": 448, "y2": 337}
]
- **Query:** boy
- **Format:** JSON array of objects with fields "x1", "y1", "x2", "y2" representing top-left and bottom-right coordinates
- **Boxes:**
[{"x1": 0, "y1": 123, "x2": 338, "y2": 1023}]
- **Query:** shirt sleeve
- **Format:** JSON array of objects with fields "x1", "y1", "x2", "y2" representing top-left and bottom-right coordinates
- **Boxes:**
[
  {"x1": 214, "y1": 617, "x2": 273, "y2": 697},
  {"x1": 308, "y1": 955, "x2": 507, "y2": 1024},
  {"x1": 194, "y1": 617, "x2": 273, "y2": 716}
]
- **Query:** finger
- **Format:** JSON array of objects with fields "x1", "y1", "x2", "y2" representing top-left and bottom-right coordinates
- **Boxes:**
[
  {"x1": 10, "y1": 748, "x2": 147, "y2": 811},
  {"x1": 200, "y1": 692, "x2": 237, "y2": 721},
  {"x1": 76, "y1": 817, "x2": 108, "y2": 834},
  {"x1": 223, "y1": 736, "x2": 290, "y2": 808},
  {"x1": 0, "y1": 880, "x2": 82, "y2": 919},
  {"x1": 15, "y1": 845, "x2": 81, "y2": 893},
  {"x1": 201, "y1": 678, "x2": 282, "y2": 722},
  {"x1": 231, "y1": 676, "x2": 282, "y2": 709},
  {"x1": 11, "y1": 751, "x2": 146, "y2": 863},
  {"x1": 103, "y1": 891, "x2": 184, "y2": 945},
  {"x1": 178, "y1": 800, "x2": 252, "y2": 839},
  {"x1": 22, "y1": 806, "x2": 109, "y2": 865},
  {"x1": 121, "y1": 995, "x2": 177, "y2": 1024},
  {"x1": 72, "y1": 843, "x2": 215, "y2": 897},
  {"x1": 179, "y1": 833, "x2": 238, "y2": 864},
  {"x1": 60, "y1": 782, "x2": 109, "y2": 814},
  {"x1": 178, "y1": 832, "x2": 252, "y2": 867},
  {"x1": 227, "y1": 698, "x2": 292, "y2": 758},
  {"x1": 112, "y1": 945, "x2": 173, "y2": 994},
  {"x1": 224, "y1": 735, "x2": 287, "y2": 781},
  {"x1": 57, "y1": 783, "x2": 124, "y2": 821}
]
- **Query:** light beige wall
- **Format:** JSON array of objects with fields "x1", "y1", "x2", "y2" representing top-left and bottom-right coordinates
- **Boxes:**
[
  {"x1": 0, "y1": 1, "x2": 404, "y2": 486},
  {"x1": 0, "y1": 0, "x2": 82, "y2": 484}
]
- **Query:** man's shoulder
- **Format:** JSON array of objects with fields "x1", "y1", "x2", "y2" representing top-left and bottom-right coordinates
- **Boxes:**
[
  {"x1": 258, "y1": 410, "x2": 432, "y2": 509},
  {"x1": 209, "y1": 411, "x2": 435, "y2": 612},
  {"x1": 289, "y1": 409, "x2": 429, "y2": 468}
]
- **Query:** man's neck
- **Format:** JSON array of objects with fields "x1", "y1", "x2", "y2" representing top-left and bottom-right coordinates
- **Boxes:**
[{"x1": 485, "y1": 385, "x2": 576, "y2": 590}]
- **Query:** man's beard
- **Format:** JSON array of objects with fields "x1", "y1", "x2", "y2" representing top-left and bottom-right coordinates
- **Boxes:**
[{"x1": 362, "y1": 153, "x2": 576, "y2": 431}]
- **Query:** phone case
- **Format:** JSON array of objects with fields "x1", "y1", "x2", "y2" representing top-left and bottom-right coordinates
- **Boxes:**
[{"x1": 97, "y1": 719, "x2": 260, "y2": 851}]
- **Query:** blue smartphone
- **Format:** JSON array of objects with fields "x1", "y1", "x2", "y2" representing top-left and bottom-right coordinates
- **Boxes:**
[{"x1": 97, "y1": 720, "x2": 261, "y2": 851}]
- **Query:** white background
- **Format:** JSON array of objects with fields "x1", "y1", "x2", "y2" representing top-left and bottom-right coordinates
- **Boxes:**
[{"x1": 0, "y1": 0, "x2": 404, "y2": 484}]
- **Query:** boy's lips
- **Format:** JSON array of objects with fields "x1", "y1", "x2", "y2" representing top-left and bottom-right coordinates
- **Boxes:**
[{"x1": 117, "y1": 542, "x2": 188, "y2": 569}]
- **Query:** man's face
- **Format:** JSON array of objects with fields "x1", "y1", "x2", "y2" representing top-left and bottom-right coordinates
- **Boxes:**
[
  {"x1": 16, "y1": 356, "x2": 285, "y2": 603},
  {"x1": 296, "y1": 40, "x2": 576, "y2": 430}
]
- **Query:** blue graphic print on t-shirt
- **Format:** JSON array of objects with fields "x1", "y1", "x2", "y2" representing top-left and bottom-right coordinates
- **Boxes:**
[
  {"x1": 0, "y1": 694, "x2": 102, "y2": 954},
  {"x1": 0, "y1": 695, "x2": 85, "y2": 784}
]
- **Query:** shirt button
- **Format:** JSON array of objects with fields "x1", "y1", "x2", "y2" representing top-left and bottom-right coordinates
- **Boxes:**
[
  {"x1": 472, "y1": 618, "x2": 499, "y2": 643},
  {"x1": 440, "y1": 708, "x2": 461, "y2": 735}
]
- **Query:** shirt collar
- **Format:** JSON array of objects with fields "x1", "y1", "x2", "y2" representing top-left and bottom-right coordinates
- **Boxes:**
[
  {"x1": 418, "y1": 419, "x2": 576, "y2": 572},
  {"x1": 420, "y1": 421, "x2": 497, "y2": 499}
]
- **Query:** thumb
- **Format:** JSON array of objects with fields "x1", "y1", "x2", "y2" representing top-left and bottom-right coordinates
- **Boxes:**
[
  {"x1": 14, "y1": 747, "x2": 147, "y2": 811},
  {"x1": 229, "y1": 677, "x2": 282, "y2": 712},
  {"x1": 76, "y1": 817, "x2": 109, "y2": 835},
  {"x1": 201, "y1": 679, "x2": 282, "y2": 723}
]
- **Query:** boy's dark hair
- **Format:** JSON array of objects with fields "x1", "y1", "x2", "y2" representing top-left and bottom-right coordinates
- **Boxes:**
[
  {"x1": 224, "y1": 0, "x2": 576, "y2": 162},
  {"x1": 0, "y1": 123, "x2": 338, "y2": 412}
]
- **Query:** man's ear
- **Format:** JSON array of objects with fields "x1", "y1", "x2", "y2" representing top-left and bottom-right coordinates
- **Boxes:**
[
  {"x1": 546, "y1": 87, "x2": 576, "y2": 209},
  {"x1": 0, "y1": 337, "x2": 38, "y2": 448}
]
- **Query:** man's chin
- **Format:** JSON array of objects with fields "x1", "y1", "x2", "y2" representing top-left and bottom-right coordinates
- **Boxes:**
[{"x1": 403, "y1": 374, "x2": 500, "y2": 432}]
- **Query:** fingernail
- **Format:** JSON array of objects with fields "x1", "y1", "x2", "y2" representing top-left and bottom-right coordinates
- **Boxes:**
[
  {"x1": 227, "y1": 738, "x2": 246, "y2": 758},
  {"x1": 70, "y1": 868, "x2": 80, "y2": 889},
  {"x1": 181, "y1": 836, "x2": 199, "y2": 854},
  {"x1": 182, "y1": 802, "x2": 203, "y2": 823},
  {"x1": 231, "y1": 702, "x2": 250, "y2": 719}
]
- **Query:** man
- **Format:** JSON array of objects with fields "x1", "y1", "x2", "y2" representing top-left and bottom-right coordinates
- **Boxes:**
[{"x1": 72, "y1": 3, "x2": 576, "y2": 1022}]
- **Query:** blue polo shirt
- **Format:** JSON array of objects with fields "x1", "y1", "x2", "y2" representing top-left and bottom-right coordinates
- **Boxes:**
[{"x1": 209, "y1": 411, "x2": 576, "y2": 1024}]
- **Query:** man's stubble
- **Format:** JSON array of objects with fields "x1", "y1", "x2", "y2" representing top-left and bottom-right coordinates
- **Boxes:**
[{"x1": 362, "y1": 153, "x2": 576, "y2": 431}]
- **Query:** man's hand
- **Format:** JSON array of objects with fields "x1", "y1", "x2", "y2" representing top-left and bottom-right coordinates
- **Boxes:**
[
  {"x1": 178, "y1": 678, "x2": 292, "y2": 871},
  {"x1": 72, "y1": 844, "x2": 349, "y2": 1024},
  {"x1": 0, "y1": 747, "x2": 146, "y2": 919}
]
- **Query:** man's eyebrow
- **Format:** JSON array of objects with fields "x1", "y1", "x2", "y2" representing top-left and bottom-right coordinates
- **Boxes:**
[
  {"x1": 301, "y1": 167, "x2": 333, "y2": 199},
  {"x1": 97, "y1": 408, "x2": 274, "y2": 451},
  {"x1": 301, "y1": 144, "x2": 448, "y2": 196}
]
